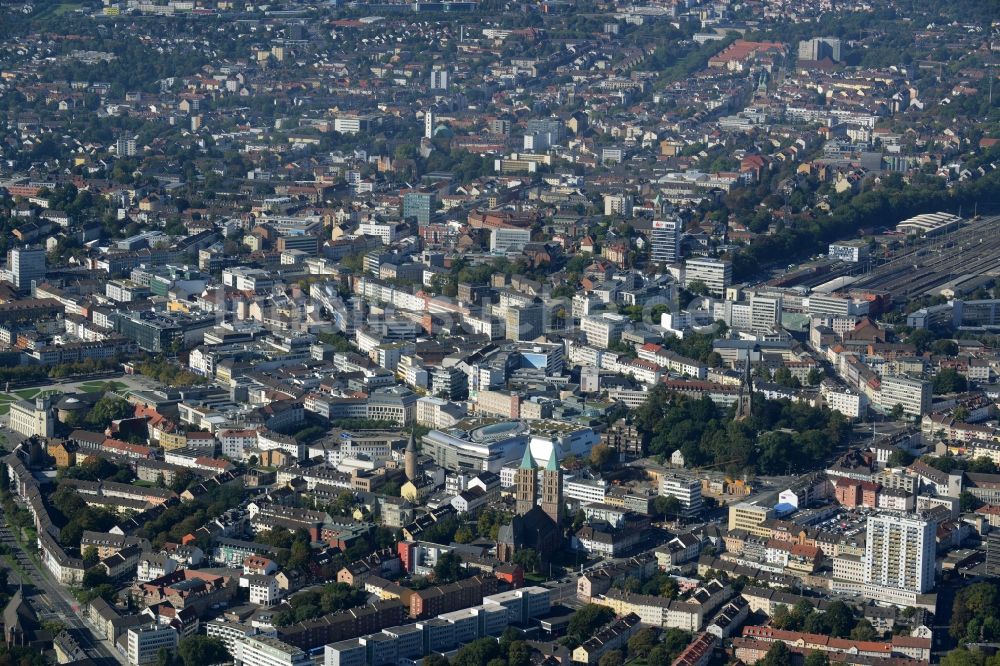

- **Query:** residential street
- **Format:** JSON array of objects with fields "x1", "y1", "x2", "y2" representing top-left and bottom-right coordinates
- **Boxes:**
[{"x1": 0, "y1": 507, "x2": 127, "y2": 666}]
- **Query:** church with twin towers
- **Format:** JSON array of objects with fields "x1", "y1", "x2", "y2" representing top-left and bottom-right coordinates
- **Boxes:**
[{"x1": 496, "y1": 447, "x2": 564, "y2": 563}]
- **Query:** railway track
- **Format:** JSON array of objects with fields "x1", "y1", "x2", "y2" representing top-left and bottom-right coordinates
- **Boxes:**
[{"x1": 852, "y1": 215, "x2": 1000, "y2": 298}]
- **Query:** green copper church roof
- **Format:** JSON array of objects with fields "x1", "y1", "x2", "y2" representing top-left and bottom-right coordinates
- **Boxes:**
[{"x1": 545, "y1": 448, "x2": 559, "y2": 472}]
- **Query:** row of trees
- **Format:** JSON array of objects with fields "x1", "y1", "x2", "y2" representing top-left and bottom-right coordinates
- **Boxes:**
[
  {"x1": 932, "y1": 368, "x2": 968, "y2": 395},
  {"x1": 61, "y1": 457, "x2": 133, "y2": 484},
  {"x1": 558, "y1": 605, "x2": 692, "y2": 665},
  {"x1": 423, "y1": 630, "x2": 532, "y2": 666},
  {"x1": 612, "y1": 572, "x2": 679, "y2": 599},
  {"x1": 942, "y1": 649, "x2": 1000, "y2": 666},
  {"x1": 255, "y1": 527, "x2": 314, "y2": 571},
  {"x1": 135, "y1": 357, "x2": 208, "y2": 387},
  {"x1": 920, "y1": 454, "x2": 997, "y2": 476},
  {"x1": 454, "y1": 507, "x2": 511, "y2": 543},
  {"x1": 756, "y1": 642, "x2": 833, "y2": 666},
  {"x1": 0, "y1": 357, "x2": 117, "y2": 383}
]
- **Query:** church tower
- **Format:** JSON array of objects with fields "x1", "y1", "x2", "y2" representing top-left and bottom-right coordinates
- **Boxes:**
[
  {"x1": 404, "y1": 430, "x2": 417, "y2": 481},
  {"x1": 735, "y1": 355, "x2": 754, "y2": 420},
  {"x1": 515, "y1": 447, "x2": 538, "y2": 515},
  {"x1": 540, "y1": 448, "x2": 563, "y2": 525}
]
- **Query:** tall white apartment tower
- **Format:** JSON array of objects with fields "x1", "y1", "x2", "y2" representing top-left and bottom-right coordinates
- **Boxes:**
[
  {"x1": 430, "y1": 68, "x2": 449, "y2": 91},
  {"x1": 117, "y1": 136, "x2": 137, "y2": 157},
  {"x1": 424, "y1": 111, "x2": 434, "y2": 140},
  {"x1": 864, "y1": 513, "x2": 936, "y2": 594}
]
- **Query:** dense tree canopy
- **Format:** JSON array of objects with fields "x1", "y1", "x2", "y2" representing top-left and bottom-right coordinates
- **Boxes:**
[
  {"x1": 951, "y1": 581, "x2": 1000, "y2": 644},
  {"x1": 634, "y1": 389, "x2": 849, "y2": 474},
  {"x1": 771, "y1": 600, "x2": 859, "y2": 638},
  {"x1": 933, "y1": 368, "x2": 968, "y2": 394},
  {"x1": 83, "y1": 394, "x2": 134, "y2": 430},
  {"x1": 432, "y1": 551, "x2": 464, "y2": 583},
  {"x1": 567, "y1": 604, "x2": 615, "y2": 643},
  {"x1": 177, "y1": 636, "x2": 229, "y2": 666},
  {"x1": 272, "y1": 583, "x2": 368, "y2": 626}
]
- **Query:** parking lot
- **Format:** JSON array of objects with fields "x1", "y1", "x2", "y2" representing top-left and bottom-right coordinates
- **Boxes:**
[{"x1": 808, "y1": 508, "x2": 872, "y2": 540}]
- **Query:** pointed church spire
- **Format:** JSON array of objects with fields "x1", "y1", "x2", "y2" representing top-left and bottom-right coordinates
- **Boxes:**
[
  {"x1": 545, "y1": 447, "x2": 559, "y2": 472},
  {"x1": 520, "y1": 445, "x2": 536, "y2": 470}
]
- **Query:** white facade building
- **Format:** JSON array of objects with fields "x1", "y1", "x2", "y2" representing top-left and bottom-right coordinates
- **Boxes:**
[
  {"x1": 684, "y1": 258, "x2": 731, "y2": 297},
  {"x1": 749, "y1": 296, "x2": 782, "y2": 332},
  {"x1": 829, "y1": 241, "x2": 870, "y2": 263},
  {"x1": 127, "y1": 624, "x2": 178, "y2": 665},
  {"x1": 822, "y1": 385, "x2": 867, "y2": 419},
  {"x1": 604, "y1": 194, "x2": 633, "y2": 218},
  {"x1": 246, "y1": 575, "x2": 281, "y2": 606},
  {"x1": 490, "y1": 227, "x2": 532, "y2": 254},
  {"x1": 8, "y1": 246, "x2": 46, "y2": 290},
  {"x1": 582, "y1": 313, "x2": 628, "y2": 349},
  {"x1": 659, "y1": 473, "x2": 704, "y2": 517},
  {"x1": 864, "y1": 513, "x2": 936, "y2": 594},
  {"x1": 878, "y1": 375, "x2": 932, "y2": 417},
  {"x1": 430, "y1": 68, "x2": 449, "y2": 90},
  {"x1": 234, "y1": 636, "x2": 311, "y2": 666},
  {"x1": 9, "y1": 397, "x2": 55, "y2": 438}
]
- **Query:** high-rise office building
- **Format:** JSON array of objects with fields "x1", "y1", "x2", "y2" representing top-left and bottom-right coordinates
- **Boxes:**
[
  {"x1": 749, "y1": 295, "x2": 782, "y2": 332},
  {"x1": 523, "y1": 133, "x2": 550, "y2": 151},
  {"x1": 504, "y1": 302, "x2": 544, "y2": 342},
  {"x1": 8, "y1": 246, "x2": 46, "y2": 291},
  {"x1": 490, "y1": 118, "x2": 511, "y2": 136},
  {"x1": 659, "y1": 473, "x2": 703, "y2": 517},
  {"x1": 402, "y1": 192, "x2": 435, "y2": 226},
  {"x1": 525, "y1": 118, "x2": 562, "y2": 146},
  {"x1": 650, "y1": 219, "x2": 682, "y2": 264},
  {"x1": 798, "y1": 37, "x2": 841, "y2": 63},
  {"x1": 864, "y1": 513, "x2": 936, "y2": 594}
]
